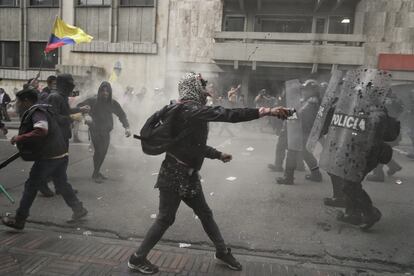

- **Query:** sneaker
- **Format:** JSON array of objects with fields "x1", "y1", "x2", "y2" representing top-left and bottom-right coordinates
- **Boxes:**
[
  {"x1": 2, "y1": 215, "x2": 25, "y2": 230},
  {"x1": 215, "y1": 248, "x2": 242, "y2": 271},
  {"x1": 336, "y1": 211, "x2": 363, "y2": 226},
  {"x1": 276, "y1": 177, "x2": 294, "y2": 185},
  {"x1": 128, "y1": 253, "x2": 159, "y2": 274},
  {"x1": 323, "y1": 197, "x2": 346, "y2": 208},
  {"x1": 92, "y1": 174, "x2": 104, "y2": 184},
  {"x1": 97, "y1": 173, "x2": 108, "y2": 180},
  {"x1": 72, "y1": 207, "x2": 88, "y2": 221},
  {"x1": 360, "y1": 207, "x2": 382, "y2": 231},
  {"x1": 305, "y1": 171, "x2": 323, "y2": 182},
  {"x1": 387, "y1": 166, "x2": 402, "y2": 176},
  {"x1": 268, "y1": 164, "x2": 284, "y2": 172}
]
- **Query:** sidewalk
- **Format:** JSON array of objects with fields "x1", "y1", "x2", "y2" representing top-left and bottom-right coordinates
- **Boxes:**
[{"x1": 0, "y1": 226, "x2": 404, "y2": 276}]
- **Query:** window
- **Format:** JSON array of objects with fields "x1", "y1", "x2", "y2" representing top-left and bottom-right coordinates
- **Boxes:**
[
  {"x1": 120, "y1": 0, "x2": 154, "y2": 6},
  {"x1": 30, "y1": 0, "x2": 59, "y2": 6},
  {"x1": 77, "y1": 0, "x2": 110, "y2": 5},
  {"x1": 0, "y1": 42, "x2": 19, "y2": 68},
  {"x1": 0, "y1": 0, "x2": 19, "y2": 6},
  {"x1": 328, "y1": 16, "x2": 353, "y2": 34},
  {"x1": 257, "y1": 16, "x2": 313, "y2": 33},
  {"x1": 29, "y1": 42, "x2": 57, "y2": 69},
  {"x1": 224, "y1": 16, "x2": 245, "y2": 32}
]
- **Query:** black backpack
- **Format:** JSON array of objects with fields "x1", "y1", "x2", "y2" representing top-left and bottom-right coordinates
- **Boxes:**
[{"x1": 134, "y1": 102, "x2": 190, "y2": 155}]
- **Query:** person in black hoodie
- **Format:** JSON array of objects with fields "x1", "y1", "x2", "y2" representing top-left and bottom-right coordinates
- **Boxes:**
[
  {"x1": 77, "y1": 81, "x2": 131, "y2": 183},
  {"x1": 1, "y1": 88, "x2": 87, "y2": 230},
  {"x1": 127, "y1": 72, "x2": 290, "y2": 275},
  {"x1": 41, "y1": 74, "x2": 89, "y2": 197}
]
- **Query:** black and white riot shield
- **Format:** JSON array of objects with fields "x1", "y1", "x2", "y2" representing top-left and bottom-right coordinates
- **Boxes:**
[
  {"x1": 320, "y1": 68, "x2": 392, "y2": 182},
  {"x1": 285, "y1": 79, "x2": 303, "y2": 151},
  {"x1": 306, "y1": 70, "x2": 343, "y2": 152}
]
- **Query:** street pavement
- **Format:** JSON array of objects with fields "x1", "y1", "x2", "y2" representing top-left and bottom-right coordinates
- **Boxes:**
[{"x1": 1, "y1": 121, "x2": 414, "y2": 275}]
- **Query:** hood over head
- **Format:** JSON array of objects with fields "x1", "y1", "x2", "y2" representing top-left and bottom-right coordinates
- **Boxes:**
[
  {"x1": 178, "y1": 72, "x2": 209, "y2": 105},
  {"x1": 56, "y1": 74, "x2": 75, "y2": 97},
  {"x1": 97, "y1": 81, "x2": 113, "y2": 102}
]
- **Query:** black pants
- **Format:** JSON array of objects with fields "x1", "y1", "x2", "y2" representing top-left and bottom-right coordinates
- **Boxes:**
[
  {"x1": 135, "y1": 188, "x2": 227, "y2": 258},
  {"x1": 0, "y1": 104, "x2": 10, "y2": 121},
  {"x1": 330, "y1": 174, "x2": 373, "y2": 215},
  {"x1": 90, "y1": 130, "x2": 110, "y2": 176},
  {"x1": 328, "y1": 174, "x2": 345, "y2": 199},
  {"x1": 16, "y1": 156, "x2": 82, "y2": 220}
]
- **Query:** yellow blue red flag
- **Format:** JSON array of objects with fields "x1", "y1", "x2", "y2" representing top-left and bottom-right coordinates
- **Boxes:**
[{"x1": 45, "y1": 17, "x2": 93, "y2": 53}]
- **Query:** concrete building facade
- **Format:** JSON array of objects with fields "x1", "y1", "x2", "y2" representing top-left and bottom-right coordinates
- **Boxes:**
[{"x1": 0, "y1": 0, "x2": 413, "y2": 100}]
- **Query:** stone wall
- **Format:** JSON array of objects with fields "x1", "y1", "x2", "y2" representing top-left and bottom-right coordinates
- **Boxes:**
[{"x1": 357, "y1": 0, "x2": 414, "y2": 66}]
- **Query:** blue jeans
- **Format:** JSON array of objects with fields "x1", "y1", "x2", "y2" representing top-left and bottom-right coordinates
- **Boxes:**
[{"x1": 16, "y1": 156, "x2": 82, "y2": 220}]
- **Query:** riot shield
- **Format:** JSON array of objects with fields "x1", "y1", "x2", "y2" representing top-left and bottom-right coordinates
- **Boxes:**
[
  {"x1": 306, "y1": 70, "x2": 343, "y2": 152},
  {"x1": 285, "y1": 79, "x2": 303, "y2": 151},
  {"x1": 320, "y1": 68, "x2": 391, "y2": 182}
]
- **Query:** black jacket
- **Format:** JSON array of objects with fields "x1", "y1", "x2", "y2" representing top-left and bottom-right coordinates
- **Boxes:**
[
  {"x1": 77, "y1": 81, "x2": 129, "y2": 133},
  {"x1": 167, "y1": 101, "x2": 259, "y2": 171},
  {"x1": 0, "y1": 92, "x2": 11, "y2": 105},
  {"x1": 47, "y1": 91, "x2": 80, "y2": 140},
  {"x1": 17, "y1": 105, "x2": 67, "y2": 161}
]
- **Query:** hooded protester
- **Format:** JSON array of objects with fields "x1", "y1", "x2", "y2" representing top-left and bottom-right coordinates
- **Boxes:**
[
  {"x1": 1, "y1": 88, "x2": 87, "y2": 230},
  {"x1": 40, "y1": 74, "x2": 90, "y2": 197},
  {"x1": 127, "y1": 72, "x2": 291, "y2": 275},
  {"x1": 77, "y1": 81, "x2": 131, "y2": 183}
]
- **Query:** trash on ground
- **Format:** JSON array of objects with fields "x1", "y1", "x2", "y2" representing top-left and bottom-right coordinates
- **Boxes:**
[
  {"x1": 179, "y1": 243, "x2": 191, "y2": 248},
  {"x1": 151, "y1": 172, "x2": 159, "y2": 176},
  {"x1": 58, "y1": 235, "x2": 62, "y2": 239},
  {"x1": 97, "y1": 197, "x2": 103, "y2": 200},
  {"x1": 226, "y1": 176, "x2": 237, "y2": 181},
  {"x1": 194, "y1": 215, "x2": 199, "y2": 220},
  {"x1": 396, "y1": 179, "x2": 403, "y2": 185},
  {"x1": 150, "y1": 214, "x2": 157, "y2": 219},
  {"x1": 83, "y1": 231, "x2": 92, "y2": 236},
  {"x1": 209, "y1": 192, "x2": 214, "y2": 196},
  {"x1": 246, "y1": 147, "x2": 254, "y2": 151}
]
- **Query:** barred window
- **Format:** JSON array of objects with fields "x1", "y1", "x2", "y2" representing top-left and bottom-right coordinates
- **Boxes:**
[
  {"x1": 77, "y1": 0, "x2": 110, "y2": 6},
  {"x1": 29, "y1": 0, "x2": 59, "y2": 6}
]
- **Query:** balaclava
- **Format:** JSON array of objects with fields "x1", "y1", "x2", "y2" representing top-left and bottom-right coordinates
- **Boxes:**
[
  {"x1": 178, "y1": 72, "x2": 208, "y2": 105},
  {"x1": 56, "y1": 74, "x2": 75, "y2": 97}
]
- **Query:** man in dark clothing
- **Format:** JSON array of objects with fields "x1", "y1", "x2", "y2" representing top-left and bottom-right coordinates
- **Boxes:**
[
  {"x1": 127, "y1": 72, "x2": 290, "y2": 275},
  {"x1": 77, "y1": 81, "x2": 131, "y2": 183},
  {"x1": 1, "y1": 88, "x2": 88, "y2": 230},
  {"x1": 0, "y1": 88, "x2": 11, "y2": 121},
  {"x1": 40, "y1": 74, "x2": 89, "y2": 196},
  {"x1": 38, "y1": 75, "x2": 57, "y2": 103},
  {"x1": 277, "y1": 81, "x2": 322, "y2": 185}
]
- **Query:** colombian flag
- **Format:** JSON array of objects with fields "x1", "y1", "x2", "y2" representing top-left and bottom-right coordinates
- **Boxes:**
[{"x1": 45, "y1": 17, "x2": 93, "y2": 53}]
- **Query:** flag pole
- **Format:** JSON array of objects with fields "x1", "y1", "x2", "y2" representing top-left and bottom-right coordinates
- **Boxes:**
[{"x1": 34, "y1": 15, "x2": 59, "y2": 82}]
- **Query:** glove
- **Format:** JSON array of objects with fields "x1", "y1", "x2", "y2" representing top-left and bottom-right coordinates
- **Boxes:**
[
  {"x1": 125, "y1": 128, "x2": 131, "y2": 138},
  {"x1": 70, "y1": 113, "x2": 83, "y2": 122}
]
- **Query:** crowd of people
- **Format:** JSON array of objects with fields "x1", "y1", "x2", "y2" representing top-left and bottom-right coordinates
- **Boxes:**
[{"x1": 0, "y1": 69, "x2": 413, "y2": 274}]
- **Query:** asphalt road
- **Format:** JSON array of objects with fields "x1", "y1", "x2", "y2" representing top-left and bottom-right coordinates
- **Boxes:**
[{"x1": 1, "y1": 122, "x2": 414, "y2": 272}]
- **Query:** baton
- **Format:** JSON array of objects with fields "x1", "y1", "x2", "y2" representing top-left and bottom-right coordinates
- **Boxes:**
[
  {"x1": 0, "y1": 184, "x2": 15, "y2": 203},
  {"x1": 0, "y1": 152, "x2": 21, "y2": 170}
]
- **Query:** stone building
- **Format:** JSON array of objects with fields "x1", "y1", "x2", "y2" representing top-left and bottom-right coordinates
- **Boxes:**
[{"x1": 0, "y1": 0, "x2": 413, "y2": 101}]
